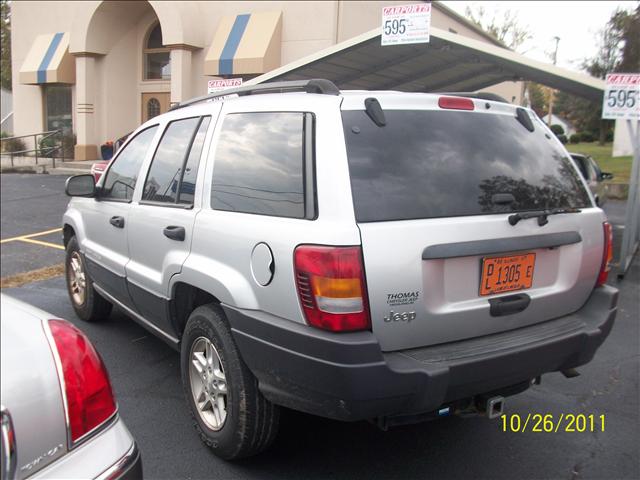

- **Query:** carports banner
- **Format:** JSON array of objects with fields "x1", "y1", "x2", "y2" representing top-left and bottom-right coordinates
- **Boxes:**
[
  {"x1": 381, "y1": 3, "x2": 431, "y2": 46},
  {"x1": 602, "y1": 73, "x2": 640, "y2": 120}
]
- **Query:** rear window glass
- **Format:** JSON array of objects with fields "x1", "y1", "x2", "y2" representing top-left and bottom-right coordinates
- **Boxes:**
[{"x1": 342, "y1": 109, "x2": 590, "y2": 222}]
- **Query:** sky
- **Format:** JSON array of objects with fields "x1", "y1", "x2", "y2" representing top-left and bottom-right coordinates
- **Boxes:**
[{"x1": 440, "y1": 1, "x2": 637, "y2": 72}]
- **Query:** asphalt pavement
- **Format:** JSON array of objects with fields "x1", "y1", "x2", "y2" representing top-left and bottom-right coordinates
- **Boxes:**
[
  {"x1": 1, "y1": 174, "x2": 67, "y2": 277},
  {"x1": 1, "y1": 173, "x2": 639, "y2": 479}
]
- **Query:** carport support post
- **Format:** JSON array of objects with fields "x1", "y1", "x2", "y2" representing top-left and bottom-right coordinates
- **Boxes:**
[{"x1": 618, "y1": 119, "x2": 640, "y2": 278}]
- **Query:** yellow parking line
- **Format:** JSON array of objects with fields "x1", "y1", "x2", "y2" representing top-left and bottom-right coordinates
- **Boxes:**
[
  {"x1": 17, "y1": 238, "x2": 65, "y2": 251},
  {"x1": 0, "y1": 227, "x2": 63, "y2": 244}
]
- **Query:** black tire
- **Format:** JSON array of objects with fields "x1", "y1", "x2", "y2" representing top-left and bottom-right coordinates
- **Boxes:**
[
  {"x1": 65, "y1": 236, "x2": 112, "y2": 322},
  {"x1": 181, "y1": 304, "x2": 280, "y2": 460}
]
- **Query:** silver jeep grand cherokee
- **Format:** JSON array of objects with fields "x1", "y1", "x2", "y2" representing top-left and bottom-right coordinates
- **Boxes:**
[{"x1": 62, "y1": 80, "x2": 618, "y2": 460}]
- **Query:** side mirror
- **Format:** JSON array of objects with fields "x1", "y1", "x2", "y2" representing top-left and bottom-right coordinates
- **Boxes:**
[
  {"x1": 65, "y1": 174, "x2": 96, "y2": 197},
  {"x1": 601, "y1": 172, "x2": 614, "y2": 180}
]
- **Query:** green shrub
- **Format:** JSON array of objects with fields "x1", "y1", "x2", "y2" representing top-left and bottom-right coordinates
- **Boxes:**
[
  {"x1": 37, "y1": 133, "x2": 75, "y2": 159},
  {"x1": 605, "y1": 130, "x2": 614, "y2": 143},
  {"x1": 550, "y1": 124, "x2": 565, "y2": 136},
  {"x1": 0, "y1": 132, "x2": 27, "y2": 154},
  {"x1": 557, "y1": 134, "x2": 568, "y2": 144},
  {"x1": 38, "y1": 137, "x2": 58, "y2": 158},
  {"x1": 569, "y1": 134, "x2": 581, "y2": 144},
  {"x1": 578, "y1": 131, "x2": 595, "y2": 143}
]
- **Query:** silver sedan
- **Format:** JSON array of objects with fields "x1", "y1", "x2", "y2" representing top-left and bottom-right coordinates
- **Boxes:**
[{"x1": 1, "y1": 294, "x2": 142, "y2": 479}]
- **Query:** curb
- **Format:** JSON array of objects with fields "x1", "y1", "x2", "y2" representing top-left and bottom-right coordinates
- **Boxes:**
[
  {"x1": 0, "y1": 165, "x2": 47, "y2": 174},
  {"x1": 48, "y1": 167, "x2": 92, "y2": 176}
]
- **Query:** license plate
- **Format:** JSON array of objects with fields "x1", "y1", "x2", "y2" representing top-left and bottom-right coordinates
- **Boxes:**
[{"x1": 479, "y1": 253, "x2": 535, "y2": 296}]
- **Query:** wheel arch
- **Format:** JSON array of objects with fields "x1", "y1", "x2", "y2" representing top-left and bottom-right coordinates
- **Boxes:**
[
  {"x1": 62, "y1": 209, "x2": 87, "y2": 249},
  {"x1": 169, "y1": 282, "x2": 224, "y2": 339}
]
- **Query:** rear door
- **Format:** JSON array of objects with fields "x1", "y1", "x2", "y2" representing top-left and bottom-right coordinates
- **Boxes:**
[
  {"x1": 341, "y1": 97, "x2": 605, "y2": 352},
  {"x1": 126, "y1": 112, "x2": 216, "y2": 336},
  {"x1": 81, "y1": 125, "x2": 159, "y2": 308}
]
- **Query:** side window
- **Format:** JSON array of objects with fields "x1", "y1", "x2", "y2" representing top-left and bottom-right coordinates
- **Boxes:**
[
  {"x1": 573, "y1": 157, "x2": 588, "y2": 179},
  {"x1": 101, "y1": 126, "x2": 158, "y2": 201},
  {"x1": 211, "y1": 112, "x2": 306, "y2": 218},
  {"x1": 179, "y1": 117, "x2": 211, "y2": 205},
  {"x1": 584, "y1": 157, "x2": 598, "y2": 182},
  {"x1": 142, "y1": 116, "x2": 210, "y2": 205},
  {"x1": 589, "y1": 157, "x2": 602, "y2": 181}
]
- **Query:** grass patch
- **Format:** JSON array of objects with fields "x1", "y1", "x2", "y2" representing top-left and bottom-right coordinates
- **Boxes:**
[
  {"x1": 566, "y1": 142, "x2": 633, "y2": 183},
  {"x1": 0, "y1": 263, "x2": 64, "y2": 288}
]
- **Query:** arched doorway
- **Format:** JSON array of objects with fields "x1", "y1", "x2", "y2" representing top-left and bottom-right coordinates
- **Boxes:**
[{"x1": 70, "y1": 0, "x2": 185, "y2": 158}]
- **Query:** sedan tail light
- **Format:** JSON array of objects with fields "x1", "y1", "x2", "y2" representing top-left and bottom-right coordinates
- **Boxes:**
[
  {"x1": 45, "y1": 319, "x2": 117, "y2": 445},
  {"x1": 294, "y1": 245, "x2": 371, "y2": 332},
  {"x1": 596, "y1": 222, "x2": 614, "y2": 287}
]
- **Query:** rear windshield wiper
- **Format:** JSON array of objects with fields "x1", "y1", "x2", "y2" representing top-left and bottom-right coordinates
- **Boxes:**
[{"x1": 508, "y1": 207, "x2": 581, "y2": 226}]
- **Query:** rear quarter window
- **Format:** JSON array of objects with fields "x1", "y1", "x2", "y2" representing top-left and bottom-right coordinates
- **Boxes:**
[
  {"x1": 210, "y1": 112, "x2": 306, "y2": 218},
  {"x1": 342, "y1": 109, "x2": 591, "y2": 222}
]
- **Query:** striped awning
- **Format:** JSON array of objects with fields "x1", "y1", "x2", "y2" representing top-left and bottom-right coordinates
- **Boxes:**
[
  {"x1": 204, "y1": 11, "x2": 282, "y2": 76},
  {"x1": 19, "y1": 32, "x2": 75, "y2": 85}
]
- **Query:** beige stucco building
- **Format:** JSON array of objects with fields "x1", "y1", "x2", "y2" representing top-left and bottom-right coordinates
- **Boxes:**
[{"x1": 11, "y1": 1, "x2": 522, "y2": 160}]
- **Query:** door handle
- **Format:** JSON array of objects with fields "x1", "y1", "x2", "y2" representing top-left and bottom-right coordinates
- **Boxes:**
[
  {"x1": 109, "y1": 216, "x2": 125, "y2": 228},
  {"x1": 163, "y1": 226, "x2": 185, "y2": 241},
  {"x1": 488, "y1": 293, "x2": 531, "y2": 317}
]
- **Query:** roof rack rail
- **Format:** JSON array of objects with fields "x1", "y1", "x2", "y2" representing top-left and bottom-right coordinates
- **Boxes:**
[
  {"x1": 170, "y1": 79, "x2": 340, "y2": 111},
  {"x1": 437, "y1": 92, "x2": 510, "y2": 104}
]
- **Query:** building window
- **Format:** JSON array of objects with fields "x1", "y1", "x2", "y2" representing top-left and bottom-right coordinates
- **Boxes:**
[
  {"x1": 144, "y1": 23, "x2": 170, "y2": 80},
  {"x1": 44, "y1": 85, "x2": 72, "y2": 134},
  {"x1": 147, "y1": 98, "x2": 161, "y2": 119}
]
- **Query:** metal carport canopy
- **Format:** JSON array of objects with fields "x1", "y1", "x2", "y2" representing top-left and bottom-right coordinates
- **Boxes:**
[{"x1": 246, "y1": 26, "x2": 605, "y2": 101}]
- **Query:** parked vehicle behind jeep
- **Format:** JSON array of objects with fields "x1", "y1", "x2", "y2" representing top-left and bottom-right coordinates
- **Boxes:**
[
  {"x1": 62, "y1": 80, "x2": 617, "y2": 460},
  {"x1": 570, "y1": 152, "x2": 614, "y2": 206}
]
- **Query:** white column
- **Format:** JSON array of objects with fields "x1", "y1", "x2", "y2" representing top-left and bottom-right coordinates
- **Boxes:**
[
  {"x1": 170, "y1": 48, "x2": 192, "y2": 106},
  {"x1": 73, "y1": 54, "x2": 99, "y2": 161}
]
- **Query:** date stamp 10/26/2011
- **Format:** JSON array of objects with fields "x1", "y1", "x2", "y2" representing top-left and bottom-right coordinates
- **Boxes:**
[{"x1": 501, "y1": 413, "x2": 605, "y2": 433}]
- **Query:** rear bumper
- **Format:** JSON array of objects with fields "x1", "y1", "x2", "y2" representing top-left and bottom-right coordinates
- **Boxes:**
[
  {"x1": 36, "y1": 416, "x2": 142, "y2": 480},
  {"x1": 224, "y1": 285, "x2": 618, "y2": 422},
  {"x1": 97, "y1": 442, "x2": 142, "y2": 480}
]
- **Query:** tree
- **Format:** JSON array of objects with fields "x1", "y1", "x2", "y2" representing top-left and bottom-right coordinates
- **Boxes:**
[
  {"x1": 579, "y1": 6, "x2": 638, "y2": 144},
  {"x1": 553, "y1": 90, "x2": 600, "y2": 136},
  {"x1": 0, "y1": 0, "x2": 10, "y2": 91},
  {"x1": 526, "y1": 82, "x2": 547, "y2": 117},
  {"x1": 464, "y1": 5, "x2": 532, "y2": 52},
  {"x1": 614, "y1": 5, "x2": 640, "y2": 72}
]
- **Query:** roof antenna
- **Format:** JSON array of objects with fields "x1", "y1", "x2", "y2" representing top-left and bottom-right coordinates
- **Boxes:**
[{"x1": 364, "y1": 98, "x2": 386, "y2": 127}]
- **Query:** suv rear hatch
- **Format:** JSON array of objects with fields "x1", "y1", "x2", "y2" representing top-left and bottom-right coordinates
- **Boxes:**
[{"x1": 341, "y1": 94, "x2": 605, "y2": 352}]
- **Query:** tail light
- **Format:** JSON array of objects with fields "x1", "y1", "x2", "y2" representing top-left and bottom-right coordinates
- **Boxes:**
[
  {"x1": 294, "y1": 245, "x2": 371, "y2": 332},
  {"x1": 438, "y1": 96, "x2": 475, "y2": 110},
  {"x1": 596, "y1": 222, "x2": 614, "y2": 287},
  {"x1": 45, "y1": 319, "x2": 117, "y2": 445}
]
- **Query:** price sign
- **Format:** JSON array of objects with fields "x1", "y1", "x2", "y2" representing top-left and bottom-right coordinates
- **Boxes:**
[
  {"x1": 602, "y1": 73, "x2": 639, "y2": 120},
  {"x1": 381, "y1": 3, "x2": 431, "y2": 46},
  {"x1": 208, "y1": 78, "x2": 243, "y2": 94}
]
